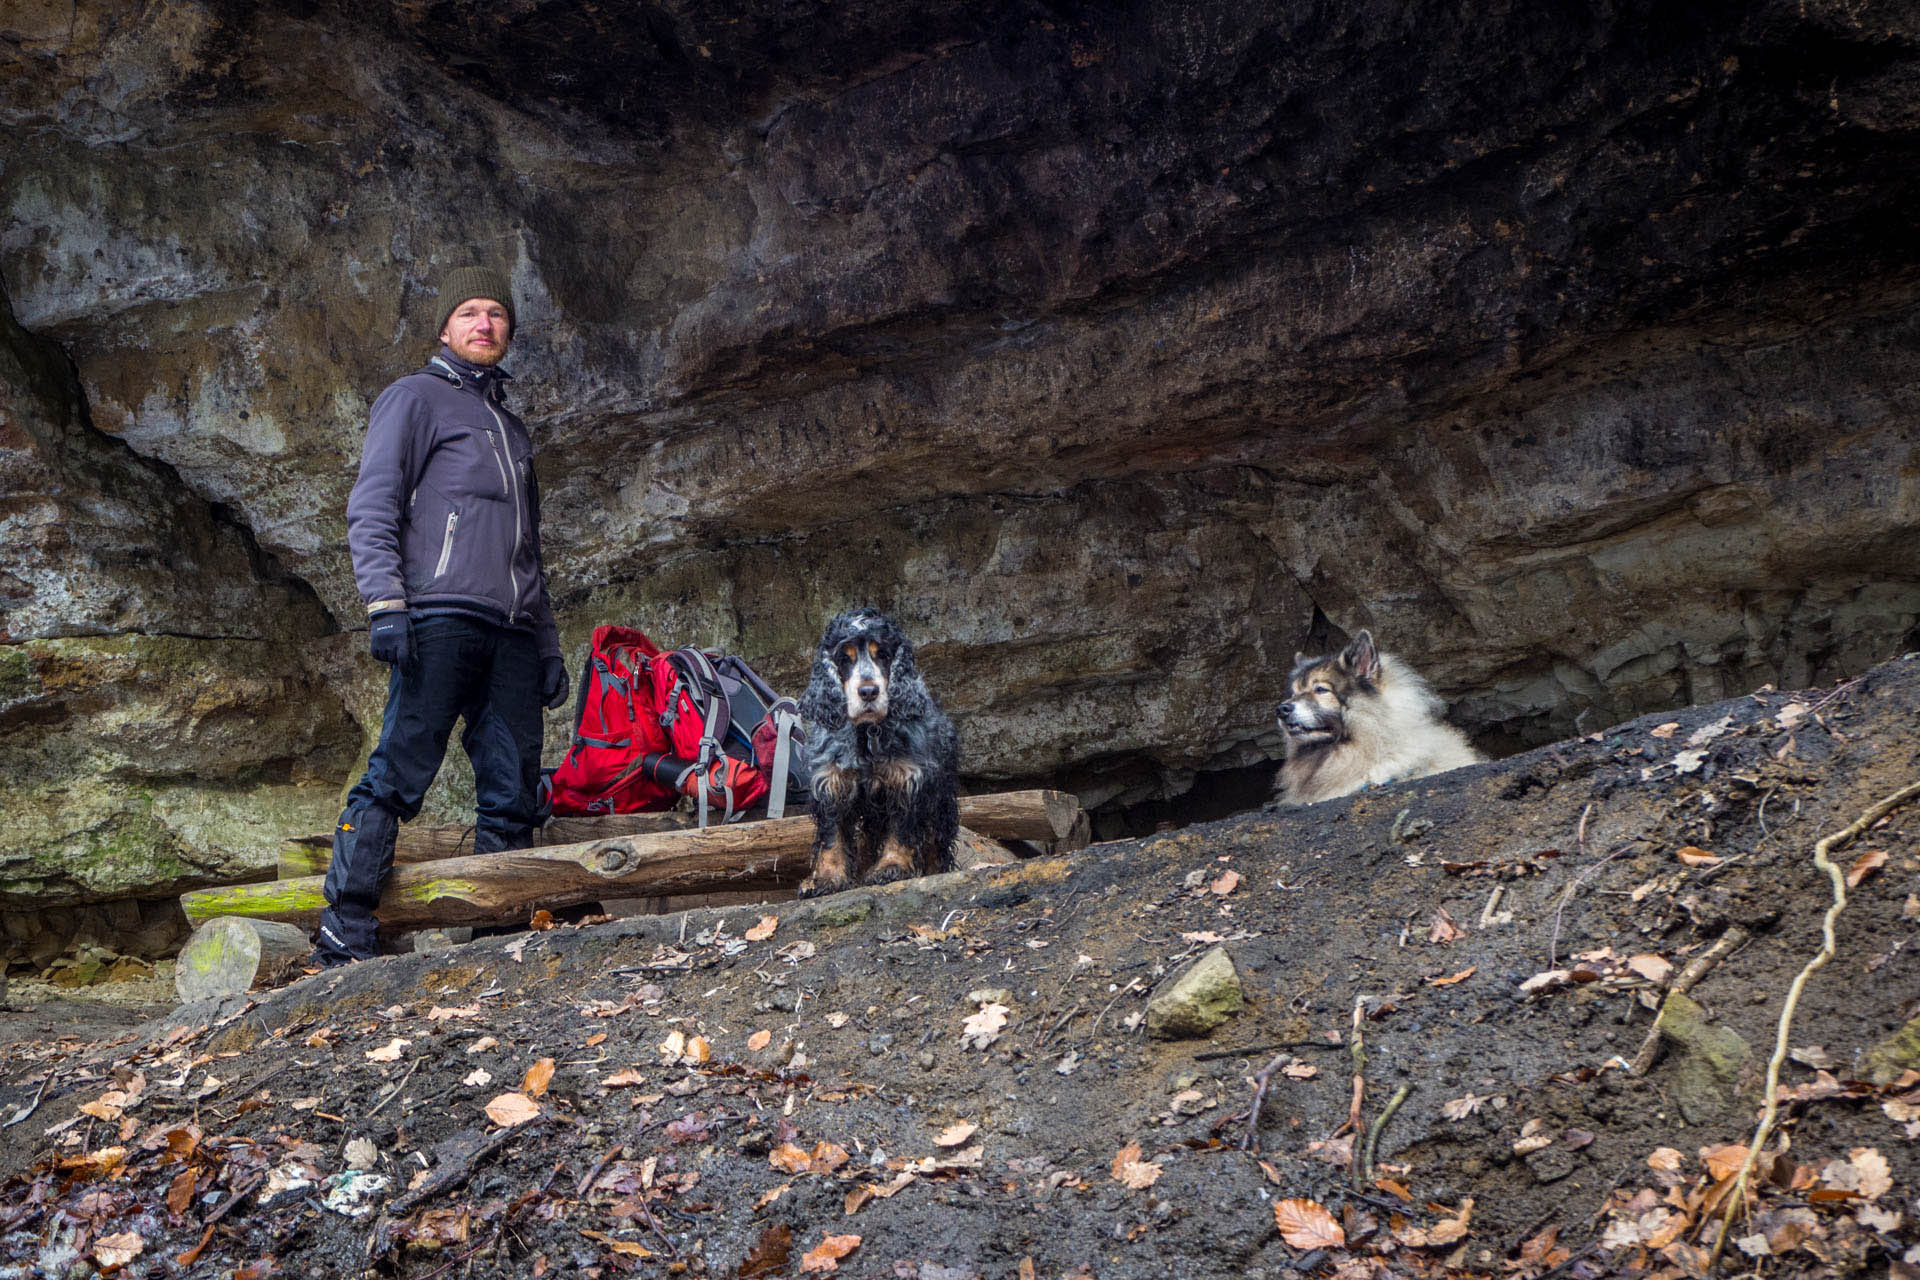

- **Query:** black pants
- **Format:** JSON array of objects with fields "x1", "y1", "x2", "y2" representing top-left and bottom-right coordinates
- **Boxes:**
[{"x1": 317, "y1": 615, "x2": 544, "y2": 962}]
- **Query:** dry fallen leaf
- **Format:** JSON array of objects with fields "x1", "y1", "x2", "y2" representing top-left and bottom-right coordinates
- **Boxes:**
[
  {"x1": 1700, "y1": 1143, "x2": 1749, "y2": 1181},
  {"x1": 747, "y1": 1029, "x2": 772, "y2": 1052},
  {"x1": 1110, "y1": 1141, "x2": 1163, "y2": 1190},
  {"x1": 799, "y1": 1233, "x2": 861, "y2": 1273},
  {"x1": 1428, "y1": 967, "x2": 1475, "y2": 987},
  {"x1": 580, "y1": 1229, "x2": 651, "y2": 1257},
  {"x1": 961, "y1": 1003, "x2": 1010, "y2": 1051},
  {"x1": 685, "y1": 1035, "x2": 712, "y2": 1064},
  {"x1": 1626, "y1": 954, "x2": 1673, "y2": 984},
  {"x1": 93, "y1": 1232, "x2": 144, "y2": 1267},
  {"x1": 1675, "y1": 846, "x2": 1721, "y2": 867},
  {"x1": 745, "y1": 915, "x2": 779, "y2": 942},
  {"x1": 523, "y1": 1058, "x2": 556, "y2": 1098},
  {"x1": 528, "y1": 909, "x2": 556, "y2": 931},
  {"x1": 365, "y1": 1038, "x2": 409, "y2": 1063},
  {"x1": 1849, "y1": 1147, "x2": 1892, "y2": 1200},
  {"x1": 1647, "y1": 1147, "x2": 1686, "y2": 1171},
  {"x1": 1847, "y1": 849, "x2": 1888, "y2": 888},
  {"x1": 584, "y1": 1033, "x2": 607, "y2": 1047},
  {"x1": 462, "y1": 1068, "x2": 493, "y2": 1087},
  {"x1": 1442, "y1": 1093, "x2": 1490, "y2": 1121},
  {"x1": 657, "y1": 1030, "x2": 686, "y2": 1061},
  {"x1": 1273, "y1": 1198, "x2": 1345, "y2": 1249},
  {"x1": 1428, "y1": 907, "x2": 1463, "y2": 944},
  {"x1": 1282, "y1": 1061, "x2": 1318, "y2": 1080},
  {"x1": 1650, "y1": 722, "x2": 1680, "y2": 739},
  {"x1": 934, "y1": 1122, "x2": 978, "y2": 1148},
  {"x1": 602, "y1": 1068, "x2": 647, "y2": 1087},
  {"x1": 467, "y1": 1036, "x2": 498, "y2": 1055},
  {"x1": 483, "y1": 1093, "x2": 541, "y2": 1127},
  {"x1": 426, "y1": 1005, "x2": 479, "y2": 1021},
  {"x1": 1210, "y1": 869, "x2": 1242, "y2": 896}
]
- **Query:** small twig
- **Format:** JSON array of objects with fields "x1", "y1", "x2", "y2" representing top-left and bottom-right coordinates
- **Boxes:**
[
  {"x1": 1, "y1": 1068, "x2": 57, "y2": 1130},
  {"x1": 388, "y1": 1118, "x2": 549, "y2": 1218},
  {"x1": 1035, "y1": 1001, "x2": 1084, "y2": 1052},
  {"x1": 1576, "y1": 802, "x2": 1594, "y2": 856},
  {"x1": 367, "y1": 1060, "x2": 422, "y2": 1118},
  {"x1": 1344, "y1": 998, "x2": 1366, "y2": 1138},
  {"x1": 1357, "y1": 1084, "x2": 1411, "y2": 1187},
  {"x1": 1708, "y1": 779, "x2": 1920, "y2": 1273},
  {"x1": 1193, "y1": 1039, "x2": 1345, "y2": 1063},
  {"x1": 1478, "y1": 885, "x2": 1506, "y2": 928},
  {"x1": 1549, "y1": 842, "x2": 1632, "y2": 967},
  {"x1": 1238, "y1": 1050, "x2": 1291, "y2": 1153},
  {"x1": 1756, "y1": 786, "x2": 1779, "y2": 845},
  {"x1": 577, "y1": 1145, "x2": 620, "y2": 1197},
  {"x1": 1626, "y1": 925, "x2": 1752, "y2": 1076},
  {"x1": 1087, "y1": 979, "x2": 1143, "y2": 1040}
]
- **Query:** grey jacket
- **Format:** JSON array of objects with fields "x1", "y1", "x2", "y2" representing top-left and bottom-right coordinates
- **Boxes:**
[{"x1": 346, "y1": 349, "x2": 560, "y2": 658}]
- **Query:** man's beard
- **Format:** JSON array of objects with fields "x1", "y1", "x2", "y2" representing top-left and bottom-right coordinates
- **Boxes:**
[{"x1": 450, "y1": 334, "x2": 508, "y2": 366}]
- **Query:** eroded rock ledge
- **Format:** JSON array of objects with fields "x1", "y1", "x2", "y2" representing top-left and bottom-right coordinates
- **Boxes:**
[{"x1": 2, "y1": 1, "x2": 1917, "y2": 903}]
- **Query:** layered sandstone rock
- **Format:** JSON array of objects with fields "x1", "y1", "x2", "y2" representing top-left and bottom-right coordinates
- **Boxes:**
[{"x1": 1, "y1": 0, "x2": 1917, "y2": 906}]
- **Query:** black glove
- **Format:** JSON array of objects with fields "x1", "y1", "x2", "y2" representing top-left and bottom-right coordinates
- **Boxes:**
[
  {"x1": 540, "y1": 655, "x2": 570, "y2": 710},
  {"x1": 368, "y1": 610, "x2": 414, "y2": 672}
]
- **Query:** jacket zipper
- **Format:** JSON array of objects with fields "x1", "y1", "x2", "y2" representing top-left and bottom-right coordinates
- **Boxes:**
[
  {"x1": 480, "y1": 398, "x2": 523, "y2": 624},
  {"x1": 434, "y1": 509, "x2": 458, "y2": 578}
]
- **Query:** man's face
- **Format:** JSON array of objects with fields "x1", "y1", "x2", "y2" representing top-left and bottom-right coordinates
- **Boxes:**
[{"x1": 439, "y1": 297, "x2": 512, "y2": 366}]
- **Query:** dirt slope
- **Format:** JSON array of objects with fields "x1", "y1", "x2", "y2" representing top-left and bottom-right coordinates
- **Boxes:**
[{"x1": 3, "y1": 658, "x2": 1918, "y2": 1279}]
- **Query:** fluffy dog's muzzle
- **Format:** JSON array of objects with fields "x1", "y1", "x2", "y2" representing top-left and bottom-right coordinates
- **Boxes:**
[
  {"x1": 1277, "y1": 699, "x2": 1341, "y2": 745},
  {"x1": 845, "y1": 648, "x2": 889, "y2": 724}
]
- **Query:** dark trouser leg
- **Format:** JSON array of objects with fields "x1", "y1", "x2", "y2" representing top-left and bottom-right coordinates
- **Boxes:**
[
  {"x1": 463, "y1": 626, "x2": 545, "y2": 855},
  {"x1": 317, "y1": 618, "x2": 478, "y2": 962}
]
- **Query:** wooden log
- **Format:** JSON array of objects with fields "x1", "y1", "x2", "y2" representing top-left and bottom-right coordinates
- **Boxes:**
[
  {"x1": 187, "y1": 817, "x2": 822, "y2": 931},
  {"x1": 278, "y1": 790, "x2": 1084, "y2": 876},
  {"x1": 952, "y1": 826, "x2": 1021, "y2": 870},
  {"x1": 277, "y1": 810, "x2": 697, "y2": 878},
  {"x1": 174, "y1": 917, "x2": 311, "y2": 1002}
]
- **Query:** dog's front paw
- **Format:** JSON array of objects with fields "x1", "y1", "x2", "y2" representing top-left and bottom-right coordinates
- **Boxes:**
[
  {"x1": 798, "y1": 872, "x2": 853, "y2": 898},
  {"x1": 864, "y1": 861, "x2": 913, "y2": 887}
]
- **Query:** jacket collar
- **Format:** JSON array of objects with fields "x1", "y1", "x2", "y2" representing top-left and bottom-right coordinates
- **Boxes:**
[{"x1": 427, "y1": 346, "x2": 514, "y2": 400}]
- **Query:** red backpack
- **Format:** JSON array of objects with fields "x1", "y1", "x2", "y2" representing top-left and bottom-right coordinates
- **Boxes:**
[{"x1": 545, "y1": 625, "x2": 807, "y2": 826}]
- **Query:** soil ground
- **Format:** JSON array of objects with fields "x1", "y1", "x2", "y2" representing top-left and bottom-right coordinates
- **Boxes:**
[{"x1": 2, "y1": 658, "x2": 1918, "y2": 1279}]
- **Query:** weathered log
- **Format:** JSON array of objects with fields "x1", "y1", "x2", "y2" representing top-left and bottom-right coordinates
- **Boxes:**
[
  {"x1": 952, "y1": 826, "x2": 1021, "y2": 870},
  {"x1": 174, "y1": 917, "x2": 312, "y2": 1002},
  {"x1": 277, "y1": 811, "x2": 696, "y2": 877},
  {"x1": 279, "y1": 789, "x2": 1084, "y2": 876},
  {"x1": 187, "y1": 817, "x2": 822, "y2": 930}
]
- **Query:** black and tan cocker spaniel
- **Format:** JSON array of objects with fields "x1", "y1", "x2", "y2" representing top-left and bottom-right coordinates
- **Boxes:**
[{"x1": 798, "y1": 610, "x2": 960, "y2": 896}]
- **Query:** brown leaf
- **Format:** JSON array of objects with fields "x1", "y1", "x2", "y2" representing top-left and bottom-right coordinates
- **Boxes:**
[
  {"x1": 1273, "y1": 1198, "x2": 1345, "y2": 1249},
  {"x1": 528, "y1": 909, "x2": 556, "y2": 931},
  {"x1": 1675, "y1": 846, "x2": 1721, "y2": 867},
  {"x1": 737, "y1": 1224, "x2": 792, "y2": 1280},
  {"x1": 810, "y1": 1141, "x2": 850, "y2": 1173},
  {"x1": 1647, "y1": 1147, "x2": 1686, "y2": 1171},
  {"x1": 580, "y1": 1229, "x2": 651, "y2": 1257},
  {"x1": 1700, "y1": 1143, "x2": 1748, "y2": 1181},
  {"x1": 799, "y1": 1233, "x2": 861, "y2": 1273},
  {"x1": 1650, "y1": 722, "x2": 1680, "y2": 739},
  {"x1": 685, "y1": 1035, "x2": 712, "y2": 1064},
  {"x1": 1018, "y1": 1259, "x2": 1036, "y2": 1280},
  {"x1": 365, "y1": 1038, "x2": 409, "y2": 1063},
  {"x1": 1427, "y1": 907, "x2": 1462, "y2": 944},
  {"x1": 1848, "y1": 1147, "x2": 1892, "y2": 1200},
  {"x1": 843, "y1": 1185, "x2": 873, "y2": 1216},
  {"x1": 1519, "y1": 1224, "x2": 1560, "y2": 1263},
  {"x1": 522, "y1": 1058, "x2": 556, "y2": 1098},
  {"x1": 94, "y1": 1232, "x2": 144, "y2": 1267},
  {"x1": 426, "y1": 1005, "x2": 480, "y2": 1021},
  {"x1": 935, "y1": 1122, "x2": 978, "y2": 1148},
  {"x1": 1110, "y1": 1141, "x2": 1163, "y2": 1190},
  {"x1": 483, "y1": 1092, "x2": 541, "y2": 1127},
  {"x1": 769, "y1": 1143, "x2": 813, "y2": 1174},
  {"x1": 1210, "y1": 869, "x2": 1242, "y2": 896},
  {"x1": 166, "y1": 1167, "x2": 198, "y2": 1216},
  {"x1": 1625, "y1": 954, "x2": 1673, "y2": 984},
  {"x1": 744, "y1": 915, "x2": 779, "y2": 942},
  {"x1": 584, "y1": 1033, "x2": 606, "y2": 1047},
  {"x1": 1428, "y1": 967, "x2": 1475, "y2": 987},
  {"x1": 1846, "y1": 849, "x2": 1888, "y2": 889},
  {"x1": 747, "y1": 1030, "x2": 772, "y2": 1052}
]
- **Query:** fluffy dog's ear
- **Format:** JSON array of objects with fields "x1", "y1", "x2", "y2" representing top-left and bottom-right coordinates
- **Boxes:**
[
  {"x1": 1340, "y1": 630, "x2": 1380, "y2": 682},
  {"x1": 800, "y1": 649, "x2": 848, "y2": 730},
  {"x1": 885, "y1": 635, "x2": 931, "y2": 718}
]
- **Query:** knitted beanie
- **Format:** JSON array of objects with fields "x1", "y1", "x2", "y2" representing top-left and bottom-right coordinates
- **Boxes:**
[{"x1": 433, "y1": 266, "x2": 516, "y2": 337}]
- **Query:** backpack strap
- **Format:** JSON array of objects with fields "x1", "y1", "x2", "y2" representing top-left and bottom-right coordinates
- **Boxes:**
[
  {"x1": 669, "y1": 648, "x2": 732, "y2": 829},
  {"x1": 765, "y1": 698, "x2": 801, "y2": 820}
]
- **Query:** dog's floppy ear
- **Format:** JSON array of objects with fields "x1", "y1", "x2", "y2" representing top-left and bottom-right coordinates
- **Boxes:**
[
  {"x1": 1340, "y1": 630, "x2": 1381, "y2": 682},
  {"x1": 884, "y1": 631, "x2": 931, "y2": 718},
  {"x1": 800, "y1": 640, "x2": 848, "y2": 730}
]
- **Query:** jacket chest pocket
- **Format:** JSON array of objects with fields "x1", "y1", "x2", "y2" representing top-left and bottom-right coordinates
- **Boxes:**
[{"x1": 442, "y1": 424, "x2": 513, "y2": 501}]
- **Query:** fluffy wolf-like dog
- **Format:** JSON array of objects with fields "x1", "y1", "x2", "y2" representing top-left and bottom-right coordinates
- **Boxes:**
[
  {"x1": 798, "y1": 610, "x2": 960, "y2": 896},
  {"x1": 1274, "y1": 630, "x2": 1484, "y2": 805}
]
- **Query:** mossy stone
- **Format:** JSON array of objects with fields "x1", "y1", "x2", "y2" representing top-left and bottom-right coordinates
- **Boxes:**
[
  {"x1": 1146, "y1": 946, "x2": 1245, "y2": 1040},
  {"x1": 1865, "y1": 1013, "x2": 1920, "y2": 1085},
  {"x1": 1654, "y1": 991, "x2": 1754, "y2": 1123}
]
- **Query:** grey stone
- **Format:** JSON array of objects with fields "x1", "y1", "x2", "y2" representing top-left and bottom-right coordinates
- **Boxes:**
[
  {"x1": 1145, "y1": 947, "x2": 1245, "y2": 1040},
  {"x1": 1654, "y1": 992, "x2": 1755, "y2": 1124}
]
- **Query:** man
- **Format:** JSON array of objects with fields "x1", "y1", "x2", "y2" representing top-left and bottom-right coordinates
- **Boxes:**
[{"x1": 315, "y1": 266, "x2": 570, "y2": 965}]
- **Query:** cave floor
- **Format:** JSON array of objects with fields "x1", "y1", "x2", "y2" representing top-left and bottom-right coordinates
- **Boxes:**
[{"x1": 0, "y1": 659, "x2": 1917, "y2": 1278}]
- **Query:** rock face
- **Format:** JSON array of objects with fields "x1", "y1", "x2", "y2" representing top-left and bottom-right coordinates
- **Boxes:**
[{"x1": 3, "y1": 2, "x2": 1919, "y2": 905}]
